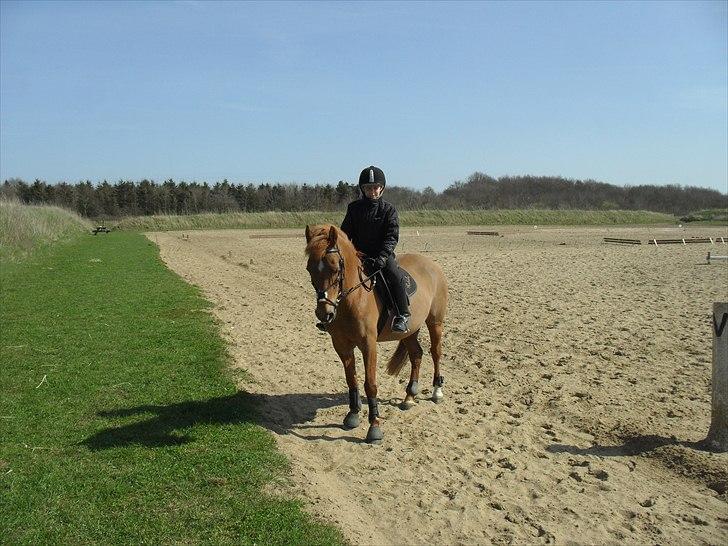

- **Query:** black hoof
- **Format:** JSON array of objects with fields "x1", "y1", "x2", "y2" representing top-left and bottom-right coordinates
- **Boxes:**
[
  {"x1": 343, "y1": 411, "x2": 360, "y2": 429},
  {"x1": 365, "y1": 425, "x2": 383, "y2": 444}
]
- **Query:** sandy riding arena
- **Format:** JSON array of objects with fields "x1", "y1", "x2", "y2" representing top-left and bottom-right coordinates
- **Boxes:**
[{"x1": 149, "y1": 225, "x2": 728, "y2": 545}]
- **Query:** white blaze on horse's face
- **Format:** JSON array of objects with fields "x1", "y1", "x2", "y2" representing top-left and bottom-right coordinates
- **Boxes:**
[{"x1": 307, "y1": 251, "x2": 342, "y2": 323}]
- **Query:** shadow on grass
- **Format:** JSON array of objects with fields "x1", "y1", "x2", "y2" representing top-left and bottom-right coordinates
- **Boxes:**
[{"x1": 82, "y1": 391, "x2": 347, "y2": 450}]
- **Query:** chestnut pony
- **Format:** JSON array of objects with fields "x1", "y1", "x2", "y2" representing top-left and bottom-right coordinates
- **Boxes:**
[{"x1": 304, "y1": 224, "x2": 448, "y2": 443}]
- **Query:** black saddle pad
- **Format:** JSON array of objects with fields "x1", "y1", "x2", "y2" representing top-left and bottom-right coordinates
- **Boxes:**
[
  {"x1": 375, "y1": 266, "x2": 417, "y2": 334},
  {"x1": 401, "y1": 268, "x2": 418, "y2": 299}
]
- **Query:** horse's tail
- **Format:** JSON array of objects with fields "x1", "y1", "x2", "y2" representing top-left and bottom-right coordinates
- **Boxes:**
[{"x1": 386, "y1": 340, "x2": 409, "y2": 376}]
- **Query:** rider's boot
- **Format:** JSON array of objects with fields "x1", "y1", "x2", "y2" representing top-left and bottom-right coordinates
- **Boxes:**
[{"x1": 392, "y1": 314, "x2": 410, "y2": 332}]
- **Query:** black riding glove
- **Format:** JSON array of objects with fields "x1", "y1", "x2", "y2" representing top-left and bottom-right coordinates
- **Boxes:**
[{"x1": 363, "y1": 256, "x2": 386, "y2": 273}]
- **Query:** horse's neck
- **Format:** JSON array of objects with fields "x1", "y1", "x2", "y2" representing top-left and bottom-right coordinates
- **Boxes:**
[
  {"x1": 340, "y1": 248, "x2": 371, "y2": 310},
  {"x1": 341, "y1": 247, "x2": 360, "y2": 288}
]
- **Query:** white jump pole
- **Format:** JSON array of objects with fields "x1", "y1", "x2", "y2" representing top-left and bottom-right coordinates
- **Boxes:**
[
  {"x1": 706, "y1": 302, "x2": 728, "y2": 451},
  {"x1": 707, "y1": 251, "x2": 728, "y2": 263}
]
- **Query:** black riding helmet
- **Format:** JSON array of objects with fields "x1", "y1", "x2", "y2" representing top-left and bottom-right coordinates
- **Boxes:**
[{"x1": 358, "y1": 166, "x2": 386, "y2": 189}]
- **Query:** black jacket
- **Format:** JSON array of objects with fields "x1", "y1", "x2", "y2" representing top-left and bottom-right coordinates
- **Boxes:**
[{"x1": 341, "y1": 197, "x2": 399, "y2": 260}]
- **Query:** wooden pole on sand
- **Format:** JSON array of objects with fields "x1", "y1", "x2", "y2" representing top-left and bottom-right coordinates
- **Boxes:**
[{"x1": 706, "y1": 302, "x2": 728, "y2": 451}]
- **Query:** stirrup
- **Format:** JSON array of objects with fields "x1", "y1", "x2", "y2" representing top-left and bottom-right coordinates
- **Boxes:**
[{"x1": 392, "y1": 315, "x2": 409, "y2": 333}]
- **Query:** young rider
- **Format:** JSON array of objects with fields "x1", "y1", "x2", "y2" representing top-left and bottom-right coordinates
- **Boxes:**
[{"x1": 341, "y1": 165, "x2": 410, "y2": 333}]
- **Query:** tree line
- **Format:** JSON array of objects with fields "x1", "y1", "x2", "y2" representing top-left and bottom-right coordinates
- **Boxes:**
[{"x1": 1, "y1": 173, "x2": 725, "y2": 218}]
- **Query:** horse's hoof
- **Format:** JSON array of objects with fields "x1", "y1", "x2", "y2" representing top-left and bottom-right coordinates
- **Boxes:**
[
  {"x1": 400, "y1": 396, "x2": 416, "y2": 410},
  {"x1": 432, "y1": 387, "x2": 444, "y2": 404},
  {"x1": 365, "y1": 425, "x2": 383, "y2": 444},
  {"x1": 343, "y1": 411, "x2": 360, "y2": 429}
]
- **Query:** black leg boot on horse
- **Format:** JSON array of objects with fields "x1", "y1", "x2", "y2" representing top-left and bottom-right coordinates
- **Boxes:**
[{"x1": 344, "y1": 387, "x2": 362, "y2": 429}]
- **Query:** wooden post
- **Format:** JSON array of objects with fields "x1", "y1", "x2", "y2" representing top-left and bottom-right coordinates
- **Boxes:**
[{"x1": 707, "y1": 302, "x2": 728, "y2": 451}]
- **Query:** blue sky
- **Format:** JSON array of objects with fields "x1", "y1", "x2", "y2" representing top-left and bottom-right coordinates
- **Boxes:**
[{"x1": 1, "y1": 0, "x2": 726, "y2": 193}]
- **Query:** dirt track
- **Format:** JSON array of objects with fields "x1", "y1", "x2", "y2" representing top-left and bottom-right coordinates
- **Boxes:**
[{"x1": 149, "y1": 225, "x2": 728, "y2": 545}]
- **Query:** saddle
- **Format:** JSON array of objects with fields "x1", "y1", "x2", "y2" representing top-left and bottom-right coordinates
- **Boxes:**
[{"x1": 373, "y1": 265, "x2": 418, "y2": 335}]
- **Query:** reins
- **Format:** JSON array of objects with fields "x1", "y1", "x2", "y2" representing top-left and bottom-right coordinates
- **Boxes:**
[{"x1": 315, "y1": 246, "x2": 376, "y2": 328}]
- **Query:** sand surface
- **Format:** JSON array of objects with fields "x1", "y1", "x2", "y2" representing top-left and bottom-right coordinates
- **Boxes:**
[{"x1": 148, "y1": 225, "x2": 728, "y2": 545}]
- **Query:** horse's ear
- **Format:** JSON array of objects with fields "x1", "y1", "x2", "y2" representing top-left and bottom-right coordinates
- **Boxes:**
[
  {"x1": 305, "y1": 225, "x2": 312, "y2": 243},
  {"x1": 327, "y1": 225, "x2": 338, "y2": 246}
]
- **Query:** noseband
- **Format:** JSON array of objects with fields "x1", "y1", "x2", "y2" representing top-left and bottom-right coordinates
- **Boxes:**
[{"x1": 314, "y1": 246, "x2": 375, "y2": 328}]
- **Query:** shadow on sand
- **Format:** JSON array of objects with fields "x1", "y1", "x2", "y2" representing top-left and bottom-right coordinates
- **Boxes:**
[
  {"x1": 548, "y1": 434, "x2": 728, "y2": 495},
  {"x1": 547, "y1": 434, "x2": 711, "y2": 457},
  {"x1": 82, "y1": 390, "x2": 355, "y2": 450},
  {"x1": 546, "y1": 434, "x2": 705, "y2": 457}
]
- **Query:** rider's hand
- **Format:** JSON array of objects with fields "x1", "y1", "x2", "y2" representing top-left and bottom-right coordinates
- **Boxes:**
[{"x1": 374, "y1": 255, "x2": 387, "y2": 269}]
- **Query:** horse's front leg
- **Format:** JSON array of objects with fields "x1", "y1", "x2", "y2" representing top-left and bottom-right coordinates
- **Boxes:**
[
  {"x1": 333, "y1": 338, "x2": 361, "y2": 429},
  {"x1": 360, "y1": 339, "x2": 383, "y2": 444}
]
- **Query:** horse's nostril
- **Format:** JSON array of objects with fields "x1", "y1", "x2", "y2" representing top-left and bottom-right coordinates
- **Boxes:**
[{"x1": 326, "y1": 313, "x2": 334, "y2": 322}]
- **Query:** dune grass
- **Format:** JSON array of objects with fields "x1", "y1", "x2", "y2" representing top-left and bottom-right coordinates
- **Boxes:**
[
  {"x1": 115, "y1": 208, "x2": 677, "y2": 232},
  {"x1": 681, "y1": 208, "x2": 728, "y2": 225},
  {"x1": 0, "y1": 231, "x2": 344, "y2": 544},
  {"x1": 0, "y1": 199, "x2": 92, "y2": 260},
  {"x1": 403, "y1": 208, "x2": 675, "y2": 226}
]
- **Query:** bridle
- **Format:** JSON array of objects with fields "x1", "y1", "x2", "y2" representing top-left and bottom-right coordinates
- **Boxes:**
[{"x1": 314, "y1": 246, "x2": 376, "y2": 328}]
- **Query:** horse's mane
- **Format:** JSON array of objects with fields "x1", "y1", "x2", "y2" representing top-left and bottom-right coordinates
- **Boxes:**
[{"x1": 305, "y1": 224, "x2": 361, "y2": 261}]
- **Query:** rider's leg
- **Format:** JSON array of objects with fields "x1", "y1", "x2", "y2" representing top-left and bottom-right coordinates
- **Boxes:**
[{"x1": 382, "y1": 257, "x2": 410, "y2": 332}]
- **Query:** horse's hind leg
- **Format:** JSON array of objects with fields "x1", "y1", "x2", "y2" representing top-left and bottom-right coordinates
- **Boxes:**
[
  {"x1": 427, "y1": 321, "x2": 445, "y2": 403},
  {"x1": 401, "y1": 330, "x2": 423, "y2": 409}
]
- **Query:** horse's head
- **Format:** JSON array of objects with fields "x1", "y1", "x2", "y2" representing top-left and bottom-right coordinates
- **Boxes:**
[{"x1": 305, "y1": 224, "x2": 347, "y2": 325}]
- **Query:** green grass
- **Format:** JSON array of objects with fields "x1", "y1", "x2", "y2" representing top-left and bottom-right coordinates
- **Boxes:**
[
  {"x1": 680, "y1": 208, "x2": 728, "y2": 225},
  {"x1": 0, "y1": 232, "x2": 344, "y2": 544},
  {"x1": 400, "y1": 208, "x2": 676, "y2": 226},
  {"x1": 115, "y1": 211, "x2": 346, "y2": 232},
  {"x1": 115, "y1": 208, "x2": 677, "y2": 232},
  {"x1": 0, "y1": 199, "x2": 92, "y2": 261}
]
